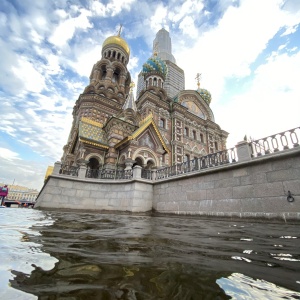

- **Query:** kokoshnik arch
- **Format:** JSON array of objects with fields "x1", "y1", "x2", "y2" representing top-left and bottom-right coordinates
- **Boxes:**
[{"x1": 60, "y1": 28, "x2": 229, "y2": 172}]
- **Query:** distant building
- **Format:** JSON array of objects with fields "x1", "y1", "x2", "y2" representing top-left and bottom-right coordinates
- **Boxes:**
[
  {"x1": 60, "y1": 28, "x2": 228, "y2": 171},
  {"x1": 44, "y1": 166, "x2": 54, "y2": 182},
  {"x1": 0, "y1": 183, "x2": 39, "y2": 202}
]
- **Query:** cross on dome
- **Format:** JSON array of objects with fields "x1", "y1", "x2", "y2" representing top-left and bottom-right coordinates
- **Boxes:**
[{"x1": 195, "y1": 73, "x2": 202, "y2": 88}]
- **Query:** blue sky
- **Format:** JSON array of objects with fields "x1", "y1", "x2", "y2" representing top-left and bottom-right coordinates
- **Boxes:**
[{"x1": 0, "y1": 0, "x2": 299, "y2": 190}]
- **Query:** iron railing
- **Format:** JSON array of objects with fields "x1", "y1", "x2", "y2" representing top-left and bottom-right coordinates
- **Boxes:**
[
  {"x1": 57, "y1": 127, "x2": 299, "y2": 181},
  {"x1": 86, "y1": 168, "x2": 133, "y2": 180},
  {"x1": 155, "y1": 147, "x2": 237, "y2": 180},
  {"x1": 59, "y1": 165, "x2": 79, "y2": 176},
  {"x1": 250, "y1": 127, "x2": 300, "y2": 158}
]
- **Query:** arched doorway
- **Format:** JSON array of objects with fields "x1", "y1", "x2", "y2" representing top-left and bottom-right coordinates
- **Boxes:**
[
  {"x1": 145, "y1": 159, "x2": 155, "y2": 169},
  {"x1": 87, "y1": 157, "x2": 100, "y2": 169},
  {"x1": 133, "y1": 157, "x2": 143, "y2": 167}
]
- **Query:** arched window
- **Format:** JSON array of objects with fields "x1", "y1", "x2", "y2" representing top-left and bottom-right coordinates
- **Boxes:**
[
  {"x1": 153, "y1": 77, "x2": 157, "y2": 86},
  {"x1": 101, "y1": 65, "x2": 107, "y2": 79},
  {"x1": 158, "y1": 79, "x2": 162, "y2": 88},
  {"x1": 184, "y1": 154, "x2": 190, "y2": 162},
  {"x1": 108, "y1": 50, "x2": 111, "y2": 57},
  {"x1": 112, "y1": 51, "x2": 116, "y2": 58},
  {"x1": 117, "y1": 52, "x2": 121, "y2": 60},
  {"x1": 112, "y1": 67, "x2": 120, "y2": 83},
  {"x1": 184, "y1": 127, "x2": 189, "y2": 137}
]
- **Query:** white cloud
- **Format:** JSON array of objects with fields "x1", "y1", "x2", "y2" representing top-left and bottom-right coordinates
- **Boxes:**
[
  {"x1": 11, "y1": 56, "x2": 46, "y2": 94},
  {"x1": 150, "y1": 4, "x2": 168, "y2": 32},
  {"x1": 49, "y1": 8, "x2": 93, "y2": 48},
  {"x1": 175, "y1": 0, "x2": 300, "y2": 100},
  {"x1": 216, "y1": 50, "x2": 300, "y2": 147},
  {"x1": 179, "y1": 16, "x2": 198, "y2": 38},
  {"x1": 0, "y1": 148, "x2": 21, "y2": 161}
]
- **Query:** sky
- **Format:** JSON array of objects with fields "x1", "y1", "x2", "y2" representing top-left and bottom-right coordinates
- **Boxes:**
[{"x1": 0, "y1": 0, "x2": 299, "y2": 190}]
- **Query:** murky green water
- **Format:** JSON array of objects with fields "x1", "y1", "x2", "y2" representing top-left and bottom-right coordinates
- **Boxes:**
[{"x1": 0, "y1": 208, "x2": 299, "y2": 299}]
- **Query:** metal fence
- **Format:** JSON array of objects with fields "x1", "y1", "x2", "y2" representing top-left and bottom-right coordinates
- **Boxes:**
[
  {"x1": 59, "y1": 165, "x2": 79, "y2": 176},
  {"x1": 58, "y1": 127, "x2": 299, "y2": 182},
  {"x1": 155, "y1": 147, "x2": 237, "y2": 180},
  {"x1": 86, "y1": 168, "x2": 133, "y2": 180},
  {"x1": 250, "y1": 127, "x2": 300, "y2": 158}
]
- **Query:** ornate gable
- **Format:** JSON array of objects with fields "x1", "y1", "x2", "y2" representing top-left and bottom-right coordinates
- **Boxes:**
[
  {"x1": 115, "y1": 113, "x2": 170, "y2": 153},
  {"x1": 175, "y1": 90, "x2": 215, "y2": 122}
]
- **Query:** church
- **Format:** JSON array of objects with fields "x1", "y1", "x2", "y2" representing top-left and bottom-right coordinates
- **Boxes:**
[{"x1": 60, "y1": 28, "x2": 229, "y2": 173}]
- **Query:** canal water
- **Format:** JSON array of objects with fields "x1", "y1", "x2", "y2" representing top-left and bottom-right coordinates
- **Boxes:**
[{"x1": 0, "y1": 208, "x2": 299, "y2": 299}]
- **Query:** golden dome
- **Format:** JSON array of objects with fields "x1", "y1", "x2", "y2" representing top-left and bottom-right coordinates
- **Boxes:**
[{"x1": 102, "y1": 35, "x2": 130, "y2": 55}]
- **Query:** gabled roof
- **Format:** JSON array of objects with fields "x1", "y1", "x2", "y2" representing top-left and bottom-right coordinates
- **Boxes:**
[
  {"x1": 115, "y1": 113, "x2": 170, "y2": 153},
  {"x1": 78, "y1": 117, "x2": 109, "y2": 149}
]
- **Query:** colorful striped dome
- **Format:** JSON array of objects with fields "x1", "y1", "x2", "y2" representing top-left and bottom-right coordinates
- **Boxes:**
[{"x1": 142, "y1": 55, "x2": 168, "y2": 79}]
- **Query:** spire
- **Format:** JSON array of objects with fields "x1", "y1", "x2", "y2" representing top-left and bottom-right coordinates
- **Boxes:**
[
  {"x1": 153, "y1": 28, "x2": 176, "y2": 64},
  {"x1": 122, "y1": 82, "x2": 137, "y2": 111}
]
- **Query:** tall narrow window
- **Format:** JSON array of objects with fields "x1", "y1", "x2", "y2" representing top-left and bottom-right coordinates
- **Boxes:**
[
  {"x1": 215, "y1": 142, "x2": 218, "y2": 151},
  {"x1": 112, "y1": 68, "x2": 120, "y2": 83},
  {"x1": 159, "y1": 118, "x2": 165, "y2": 128},
  {"x1": 200, "y1": 133, "x2": 204, "y2": 143},
  {"x1": 193, "y1": 130, "x2": 197, "y2": 140},
  {"x1": 184, "y1": 127, "x2": 189, "y2": 137}
]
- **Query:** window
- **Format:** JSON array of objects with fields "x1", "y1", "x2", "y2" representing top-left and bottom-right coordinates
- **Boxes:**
[
  {"x1": 215, "y1": 142, "x2": 218, "y2": 151},
  {"x1": 200, "y1": 133, "x2": 204, "y2": 143},
  {"x1": 184, "y1": 127, "x2": 189, "y2": 136},
  {"x1": 193, "y1": 130, "x2": 197, "y2": 140},
  {"x1": 159, "y1": 118, "x2": 165, "y2": 128},
  {"x1": 184, "y1": 154, "x2": 190, "y2": 162}
]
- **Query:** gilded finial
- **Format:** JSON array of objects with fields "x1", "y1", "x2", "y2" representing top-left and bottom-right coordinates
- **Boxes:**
[
  {"x1": 117, "y1": 24, "x2": 123, "y2": 36},
  {"x1": 195, "y1": 73, "x2": 201, "y2": 88},
  {"x1": 130, "y1": 81, "x2": 135, "y2": 91}
]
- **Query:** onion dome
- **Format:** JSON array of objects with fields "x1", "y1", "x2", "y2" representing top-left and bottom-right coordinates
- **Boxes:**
[
  {"x1": 197, "y1": 88, "x2": 212, "y2": 105},
  {"x1": 102, "y1": 35, "x2": 130, "y2": 55},
  {"x1": 142, "y1": 54, "x2": 168, "y2": 79}
]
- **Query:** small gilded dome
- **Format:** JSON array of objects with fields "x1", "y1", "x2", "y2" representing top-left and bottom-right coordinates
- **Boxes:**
[
  {"x1": 102, "y1": 35, "x2": 130, "y2": 55},
  {"x1": 142, "y1": 55, "x2": 168, "y2": 79},
  {"x1": 197, "y1": 88, "x2": 212, "y2": 105}
]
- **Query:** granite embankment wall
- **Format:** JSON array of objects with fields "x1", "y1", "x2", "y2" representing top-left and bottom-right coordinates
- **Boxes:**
[
  {"x1": 36, "y1": 177, "x2": 153, "y2": 212},
  {"x1": 153, "y1": 148, "x2": 300, "y2": 220},
  {"x1": 36, "y1": 148, "x2": 300, "y2": 220}
]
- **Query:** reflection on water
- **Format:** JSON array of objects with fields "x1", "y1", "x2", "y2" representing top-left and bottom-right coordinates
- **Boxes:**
[{"x1": 1, "y1": 208, "x2": 299, "y2": 299}]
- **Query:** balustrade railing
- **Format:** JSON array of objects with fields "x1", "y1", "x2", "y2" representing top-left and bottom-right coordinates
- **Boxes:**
[
  {"x1": 155, "y1": 147, "x2": 237, "y2": 180},
  {"x1": 59, "y1": 165, "x2": 79, "y2": 176},
  {"x1": 86, "y1": 168, "x2": 133, "y2": 180},
  {"x1": 250, "y1": 127, "x2": 300, "y2": 158},
  {"x1": 141, "y1": 169, "x2": 152, "y2": 180},
  {"x1": 57, "y1": 128, "x2": 299, "y2": 182}
]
